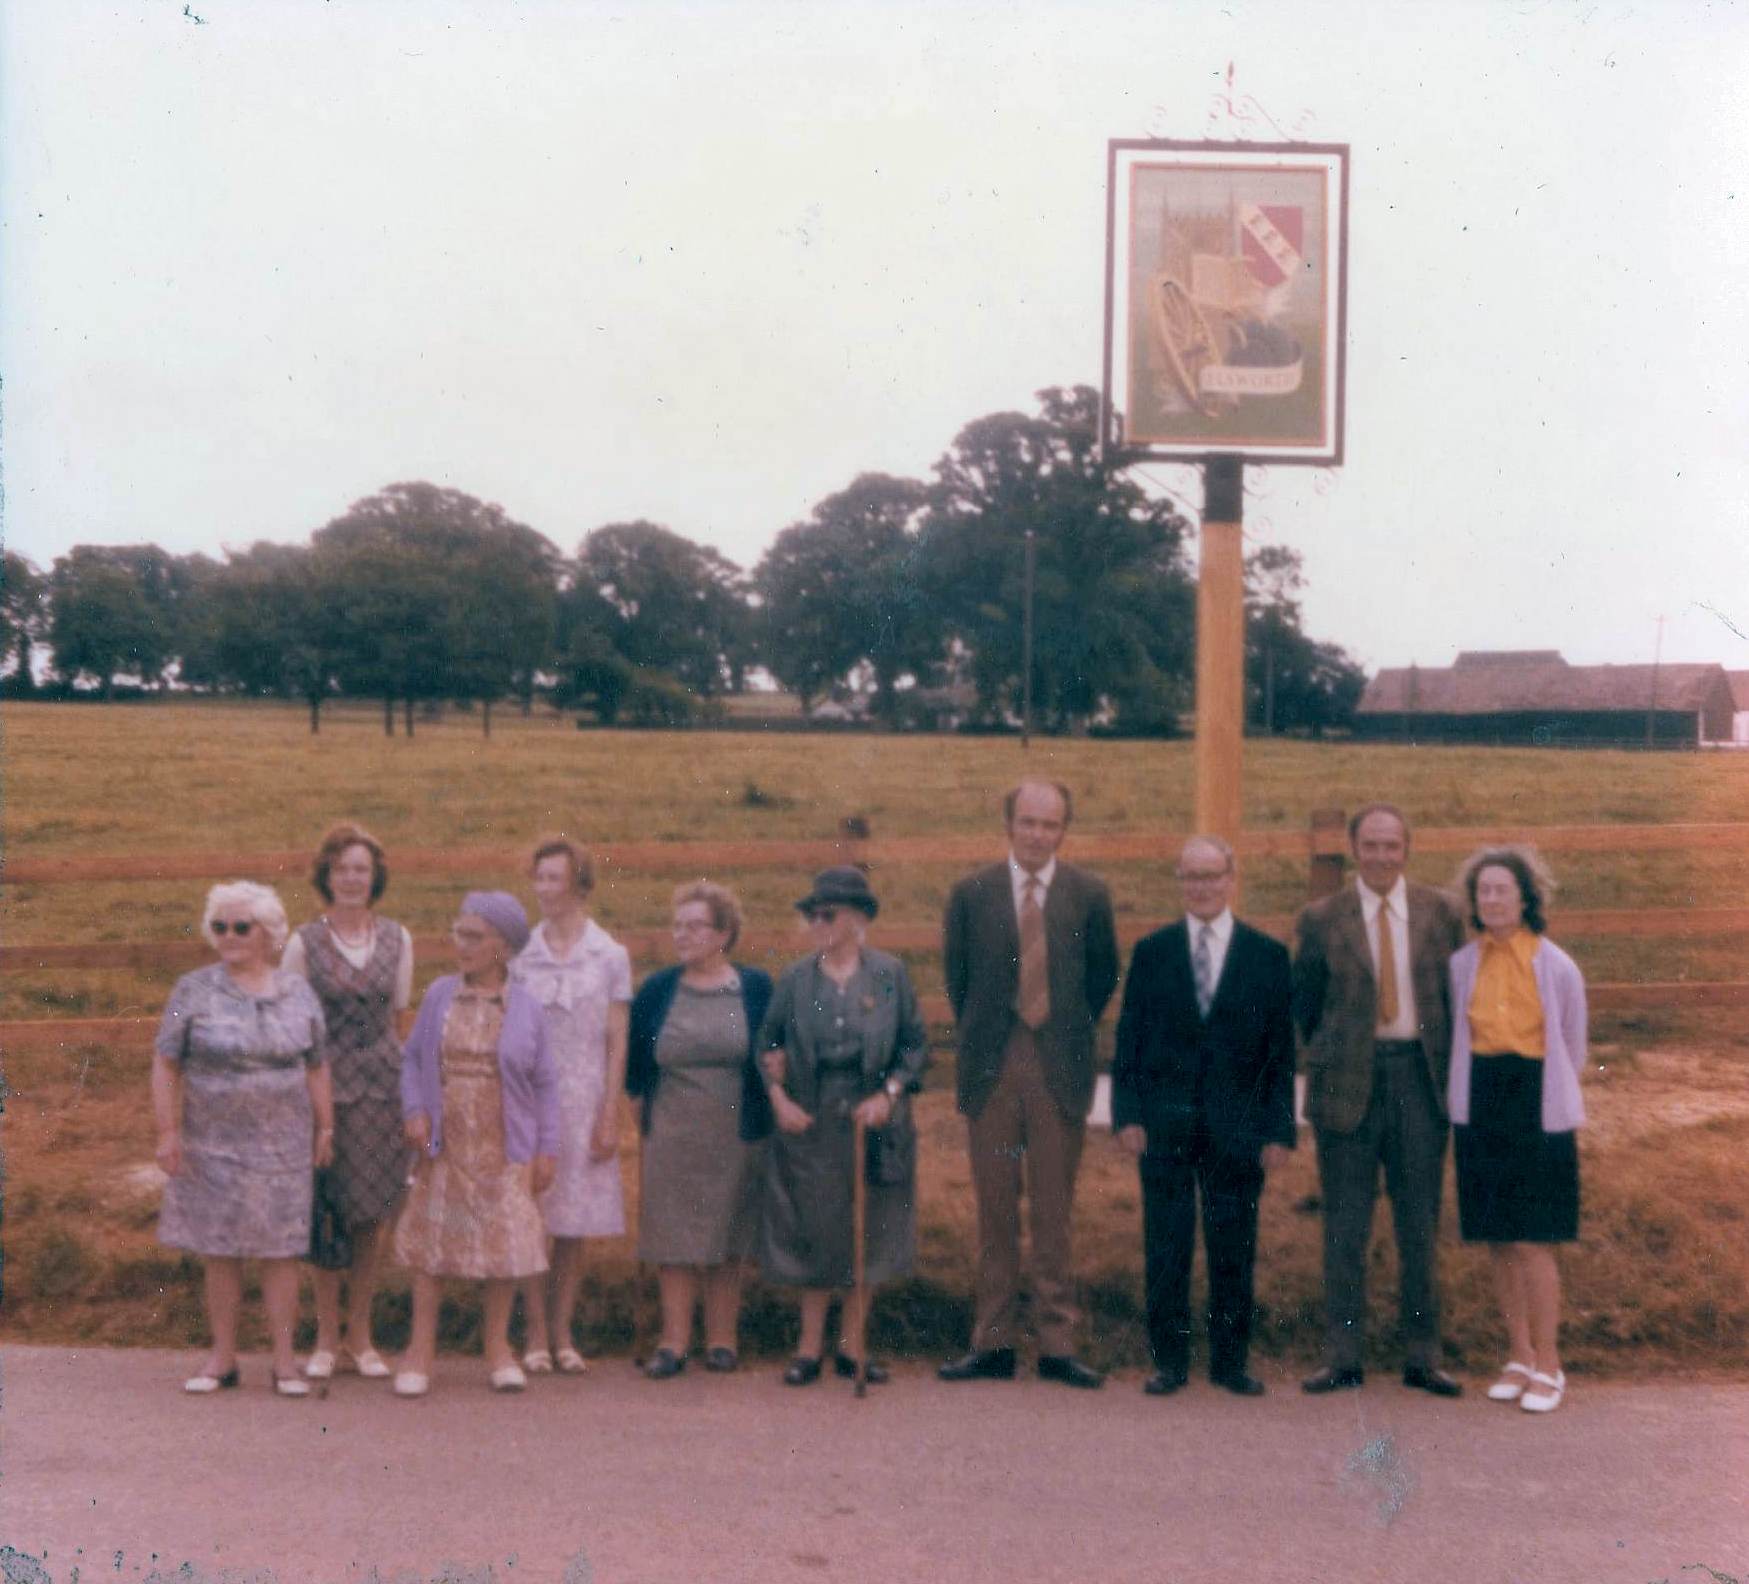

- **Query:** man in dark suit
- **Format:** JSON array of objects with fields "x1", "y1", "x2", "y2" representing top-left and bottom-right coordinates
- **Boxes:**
[
  {"x1": 939, "y1": 778, "x2": 1119, "y2": 1388},
  {"x1": 1293, "y1": 802, "x2": 1467, "y2": 1397},
  {"x1": 1111, "y1": 836, "x2": 1295, "y2": 1396}
]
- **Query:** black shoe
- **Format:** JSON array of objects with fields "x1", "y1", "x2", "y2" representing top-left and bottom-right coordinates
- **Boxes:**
[
  {"x1": 938, "y1": 1348, "x2": 1016, "y2": 1382},
  {"x1": 1212, "y1": 1371, "x2": 1266, "y2": 1397},
  {"x1": 833, "y1": 1354, "x2": 889, "y2": 1385},
  {"x1": 1037, "y1": 1355, "x2": 1104, "y2": 1390},
  {"x1": 643, "y1": 1348, "x2": 687, "y2": 1380},
  {"x1": 1402, "y1": 1363, "x2": 1463, "y2": 1398},
  {"x1": 1143, "y1": 1369, "x2": 1188, "y2": 1396},
  {"x1": 783, "y1": 1355, "x2": 823, "y2": 1386},
  {"x1": 703, "y1": 1347, "x2": 739, "y2": 1373},
  {"x1": 1302, "y1": 1365, "x2": 1364, "y2": 1394}
]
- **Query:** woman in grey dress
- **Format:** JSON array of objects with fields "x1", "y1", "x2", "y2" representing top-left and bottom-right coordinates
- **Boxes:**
[
  {"x1": 758, "y1": 867, "x2": 929, "y2": 1386},
  {"x1": 153, "y1": 881, "x2": 334, "y2": 1398},
  {"x1": 282, "y1": 822, "x2": 414, "y2": 1382},
  {"x1": 626, "y1": 881, "x2": 773, "y2": 1378}
]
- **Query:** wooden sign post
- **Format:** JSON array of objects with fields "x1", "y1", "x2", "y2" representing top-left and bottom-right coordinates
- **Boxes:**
[{"x1": 1194, "y1": 456, "x2": 1245, "y2": 845}]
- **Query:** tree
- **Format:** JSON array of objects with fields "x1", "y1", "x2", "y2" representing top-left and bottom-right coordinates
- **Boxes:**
[
  {"x1": 47, "y1": 545, "x2": 180, "y2": 697},
  {"x1": 577, "y1": 521, "x2": 746, "y2": 701},
  {"x1": 314, "y1": 482, "x2": 561, "y2": 734},
  {"x1": 916, "y1": 385, "x2": 1196, "y2": 732},
  {"x1": 0, "y1": 552, "x2": 47, "y2": 692},
  {"x1": 200, "y1": 543, "x2": 339, "y2": 729},
  {"x1": 755, "y1": 473, "x2": 932, "y2": 721},
  {"x1": 1244, "y1": 545, "x2": 1367, "y2": 736}
]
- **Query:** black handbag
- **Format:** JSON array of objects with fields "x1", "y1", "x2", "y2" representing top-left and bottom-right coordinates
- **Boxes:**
[
  {"x1": 864, "y1": 1118, "x2": 915, "y2": 1187},
  {"x1": 307, "y1": 1166, "x2": 354, "y2": 1270}
]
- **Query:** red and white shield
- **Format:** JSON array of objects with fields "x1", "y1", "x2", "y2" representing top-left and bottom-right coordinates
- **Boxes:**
[{"x1": 1238, "y1": 203, "x2": 1304, "y2": 290}]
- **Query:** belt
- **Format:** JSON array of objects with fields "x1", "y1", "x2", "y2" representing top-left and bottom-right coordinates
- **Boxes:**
[{"x1": 1373, "y1": 1039, "x2": 1423, "y2": 1056}]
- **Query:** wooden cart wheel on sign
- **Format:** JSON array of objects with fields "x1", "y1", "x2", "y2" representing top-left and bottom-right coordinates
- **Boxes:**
[{"x1": 1151, "y1": 273, "x2": 1234, "y2": 421}]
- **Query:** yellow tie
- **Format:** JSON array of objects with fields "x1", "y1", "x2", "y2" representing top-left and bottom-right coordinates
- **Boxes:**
[
  {"x1": 1376, "y1": 902, "x2": 1400, "y2": 1027},
  {"x1": 1018, "y1": 878, "x2": 1050, "y2": 1029}
]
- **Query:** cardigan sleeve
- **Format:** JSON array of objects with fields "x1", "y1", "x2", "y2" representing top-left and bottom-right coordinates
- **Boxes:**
[{"x1": 886, "y1": 963, "x2": 930, "y2": 1093}]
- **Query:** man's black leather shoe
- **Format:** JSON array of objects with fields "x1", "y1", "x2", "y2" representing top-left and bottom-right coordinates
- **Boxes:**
[
  {"x1": 1402, "y1": 1364, "x2": 1463, "y2": 1397},
  {"x1": 1143, "y1": 1369, "x2": 1188, "y2": 1396},
  {"x1": 937, "y1": 1348, "x2": 1016, "y2": 1382},
  {"x1": 1211, "y1": 1371, "x2": 1266, "y2": 1397},
  {"x1": 1301, "y1": 1365, "x2": 1364, "y2": 1394},
  {"x1": 1037, "y1": 1355, "x2": 1104, "y2": 1389}
]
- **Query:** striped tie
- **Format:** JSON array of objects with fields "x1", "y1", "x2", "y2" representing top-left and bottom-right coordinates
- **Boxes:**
[
  {"x1": 1193, "y1": 924, "x2": 1215, "y2": 1018},
  {"x1": 1017, "y1": 877, "x2": 1049, "y2": 1029}
]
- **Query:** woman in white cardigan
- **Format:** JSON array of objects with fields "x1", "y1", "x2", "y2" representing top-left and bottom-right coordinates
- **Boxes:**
[{"x1": 1448, "y1": 846, "x2": 1587, "y2": 1415}]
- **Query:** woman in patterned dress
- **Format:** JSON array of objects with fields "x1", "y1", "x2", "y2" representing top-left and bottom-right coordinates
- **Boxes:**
[
  {"x1": 153, "y1": 881, "x2": 333, "y2": 1398},
  {"x1": 283, "y1": 823, "x2": 414, "y2": 1382},
  {"x1": 510, "y1": 837, "x2": 631, "y2": 1376},
  {"x1": 392, "y1": 891, "x2": 558, "y2": 1397}
]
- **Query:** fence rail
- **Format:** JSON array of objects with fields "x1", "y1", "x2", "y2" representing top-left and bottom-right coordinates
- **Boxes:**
[{"x1": 6, "y1": 815, "x2": 1747, "y2": 1047}]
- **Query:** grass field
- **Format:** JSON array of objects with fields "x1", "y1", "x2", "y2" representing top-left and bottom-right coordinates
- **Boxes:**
[{"x1": 5, "y1": 700, "x2": 1747, "y2": 1375}]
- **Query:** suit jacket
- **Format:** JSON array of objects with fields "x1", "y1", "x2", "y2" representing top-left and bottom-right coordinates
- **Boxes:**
[
  {"x1": 943, "y1": 859, "x2": 1119, "y2": 1120},
  {"x1": 1291, "y1": 882, "x2": 1467, "y2": 1135},
  {"x1": 1110, "y1": 918, "x2": 1296, "y2": 1168}
]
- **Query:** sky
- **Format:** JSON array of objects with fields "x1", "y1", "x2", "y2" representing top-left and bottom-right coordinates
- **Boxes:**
[{"x1": 4, "y1": 0, "x2": 1747, "y2": 673}]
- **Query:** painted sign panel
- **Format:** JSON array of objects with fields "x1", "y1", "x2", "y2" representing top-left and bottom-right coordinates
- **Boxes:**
[{"x1": 1103, "y1": 142, "x2": 1348, "y2": 465}]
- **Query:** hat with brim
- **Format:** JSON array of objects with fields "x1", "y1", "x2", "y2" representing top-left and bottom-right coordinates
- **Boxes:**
[{"x1": 794, "y1": 865, "x2": 879, "y2": 919}]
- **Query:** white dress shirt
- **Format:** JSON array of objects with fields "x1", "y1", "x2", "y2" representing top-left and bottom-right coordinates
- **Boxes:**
[
  {"x1": 1008, "y1": 853, "x2": 1058, "y2": 919},
  {"x1": 1185, "y1": 907, "x2": 1234, "y2": 997},
  {"x1": 1358, "y1": 875, "x2": 1419, "y2": 1040}
]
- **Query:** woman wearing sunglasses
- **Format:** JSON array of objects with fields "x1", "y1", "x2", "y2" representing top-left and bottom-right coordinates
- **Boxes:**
[
  {"x1": 392, "y1": 891, "x2": 558, "y2": 1397},
  {"x1": 757, "y1": 867, "x2": 929, "y2": 1386},
  {"x1": 153, "y1": 881, "x2": 334, "y2": 1397}
]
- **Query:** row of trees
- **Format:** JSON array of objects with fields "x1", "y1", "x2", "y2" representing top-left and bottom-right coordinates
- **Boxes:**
[{"x1": 2, "y1": 386, "x2": 1365, "y2": 735}]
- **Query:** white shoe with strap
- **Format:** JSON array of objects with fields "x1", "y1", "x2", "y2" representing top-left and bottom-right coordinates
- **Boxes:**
[
  {"x1": 1487, "y1": 1361, "x2": 1535, "y2": 1402},
  {"x1": 1520, "y1": 1369, "x2": 1566, "y2": 1413}
]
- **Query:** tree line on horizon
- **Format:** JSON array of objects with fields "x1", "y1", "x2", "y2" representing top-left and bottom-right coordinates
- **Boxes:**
[{"x1": 0, "y1": 386, "x2": 1365, "y2": 737}]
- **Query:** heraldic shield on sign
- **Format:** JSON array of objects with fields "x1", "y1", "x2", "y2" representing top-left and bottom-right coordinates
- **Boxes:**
[{"x1": 1103, "y1": 142, "x2": 1348, "y2": 465}]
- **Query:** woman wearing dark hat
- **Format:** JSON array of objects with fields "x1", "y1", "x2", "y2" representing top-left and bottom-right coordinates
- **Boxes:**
[
  {"x1": 758, "y1": 866, "x2": 930, "y2": 1385},
  {"x1": 392, "y1": 890, "x2": 558, "y2": 1398}
]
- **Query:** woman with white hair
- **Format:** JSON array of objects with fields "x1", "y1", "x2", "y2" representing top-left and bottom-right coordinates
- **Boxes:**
[{"x1": 153, "y1": 880, "x2": 333, "y2": 1397}]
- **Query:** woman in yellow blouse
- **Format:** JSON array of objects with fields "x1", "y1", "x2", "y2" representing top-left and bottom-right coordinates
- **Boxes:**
[{"x1": 1447, "y1": 847, "x2": 1587, "y2": 1414}]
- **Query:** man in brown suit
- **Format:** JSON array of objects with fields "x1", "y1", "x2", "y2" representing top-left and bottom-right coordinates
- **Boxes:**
[
  {"x1": 1293, "y1": 802, "x2": 1467, "y2": 1396},
  {"x1": 939, "y1": 779, "x2": 1119, "y2": 1388}
]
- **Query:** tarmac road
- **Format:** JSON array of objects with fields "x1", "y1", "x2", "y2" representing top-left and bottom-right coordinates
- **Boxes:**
[{"x1": 2, "y1": 1346, "x2": 1744, "y2": 1584}]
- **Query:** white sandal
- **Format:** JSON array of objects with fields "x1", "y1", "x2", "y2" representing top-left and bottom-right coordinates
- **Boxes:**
[
  {"x1": 1486, "y1": 1361, "x2": 1536, "y2": 1402},
  {"x1": 393, "y1": 1370, "x2": 430, "y2": 1398},
  {"x1": 521, "y1": 1349, "x2": 554, "y2": 1375},
  {"x1": 554, "y1": 1347, "x2": 588, "y2": 1376},
  {"x1": 1520, "y1": 1369, "x2": 1566, "y2": 1413},
  {"x1": 345, "y1": 1346, "x2": 392, "y2": 1379},
  {"x1": 489, "y1": 1362, "x2": 528, "y2": 1393},
  {"x1": 303, "y1": 1349, "x2": 337, "y2": 1380}
]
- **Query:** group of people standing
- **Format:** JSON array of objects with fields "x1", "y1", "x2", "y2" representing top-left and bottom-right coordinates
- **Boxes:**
[{"x1": 153, "y1": 782, "x2": 1586, "y2": 1414}]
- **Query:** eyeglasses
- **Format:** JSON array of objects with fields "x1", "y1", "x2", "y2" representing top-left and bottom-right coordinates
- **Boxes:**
[
  {"x1": 806, "y1": 907, "x2": 842, "y2": 924},
  {"x1": 211, "y1": 920, "x2": 254, "y2": 936},
  {"x1": 1177, "y1": 870, "x2": 1231, "y2": 885}
]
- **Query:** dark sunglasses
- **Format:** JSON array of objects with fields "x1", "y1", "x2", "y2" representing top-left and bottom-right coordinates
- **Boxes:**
[
  {"x1": 806, "y1": 907, "x2": 842, "y2": 924},
  {"x1": 211, "y1": 920, "x2": 254, "y2": 936}
]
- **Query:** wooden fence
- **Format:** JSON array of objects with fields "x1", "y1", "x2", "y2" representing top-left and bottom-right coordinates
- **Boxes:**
[{"x1": 5, "y1": 815, "x2": 1748, "y2": 1053}]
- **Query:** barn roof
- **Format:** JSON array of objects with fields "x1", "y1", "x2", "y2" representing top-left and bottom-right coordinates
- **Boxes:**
[{"x1": 1359, "y1": 653, "x2": 1732, "y2": 716}]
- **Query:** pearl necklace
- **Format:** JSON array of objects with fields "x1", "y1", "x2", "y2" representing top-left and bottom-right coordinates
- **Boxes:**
[{"x1": 325, "y1": 915, "x2": 374, "y2": 952}]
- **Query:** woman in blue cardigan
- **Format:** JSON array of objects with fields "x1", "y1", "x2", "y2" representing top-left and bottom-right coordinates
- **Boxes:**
[
  {"x1": 393, "y1": 891, "x2": 558, "y2": 1398},
  {"x1": 626, "y1": 881, "x2": 773, "y2": 1378},
  {"x1": 1448, "y1": 847, "x2": 1587, "y2": 1415}
]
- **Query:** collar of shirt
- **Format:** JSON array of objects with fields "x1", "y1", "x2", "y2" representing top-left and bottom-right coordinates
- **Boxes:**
[
  {"x1": 1357, "y1": 874, "x2": 1409, "y2": 922},
  {"x1": 524, "y1": 916, "x2": 609, "y2": 964},
  {"x1": 1184, "y1": 908, "x2": 1234, "y2": 948},
  {"x1": 1479, "y1": 927, "x2": 1541, "y2": 969},
  {"x1": 1008, "y1": 854, "x2": 1057, "y2": 916}
]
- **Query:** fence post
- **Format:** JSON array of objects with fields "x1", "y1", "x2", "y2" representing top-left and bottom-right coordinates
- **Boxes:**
[{"x1": 1308, "y1": 808, "x2": 1346, "y2": 901}]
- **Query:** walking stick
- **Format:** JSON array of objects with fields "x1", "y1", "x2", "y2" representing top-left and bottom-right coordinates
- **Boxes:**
[{"x1": 851, "y1": 1111, "x2": 869, "y2": 1398}]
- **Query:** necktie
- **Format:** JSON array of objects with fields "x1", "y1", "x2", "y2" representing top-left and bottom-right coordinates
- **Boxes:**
[
  {"x1": 1375, "y1": 902, "x2": 1400, "y2": 1026},
  {"x1": 1017, "y1": 877, "x2": 1049, "y2": 1029},
  {"x1": 1192, "y1": 924, "x2": 1215, "y2": 1018}
]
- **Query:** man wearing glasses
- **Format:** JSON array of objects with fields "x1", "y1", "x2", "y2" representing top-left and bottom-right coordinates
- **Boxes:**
[{"x1": 1110, "y1": 836, "x2": 1295, "y2": 1397}]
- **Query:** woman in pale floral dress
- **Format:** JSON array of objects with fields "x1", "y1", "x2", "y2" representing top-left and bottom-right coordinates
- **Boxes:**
[
  {"x1": 283, "y1": 822, "x2": 414, "y2": 1382},
  {"x1": 153, "y1": 881, "x2": 333, "y2": 1398},
  {"x1": 511, "y1": 836, "x2": 631, "y2": 1376},
  {"x1": 392, "y1": 891, "x2": 557, "y2": 1398}
]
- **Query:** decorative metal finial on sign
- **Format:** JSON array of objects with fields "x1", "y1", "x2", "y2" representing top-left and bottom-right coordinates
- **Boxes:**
[{"x1": 1204, "y1": 63, "x2": 1316, "y2": 143}]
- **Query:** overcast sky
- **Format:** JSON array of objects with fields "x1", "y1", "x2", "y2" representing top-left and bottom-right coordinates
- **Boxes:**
[{"x1": 4, "y1": 0, "x2": 1746, "y2": 671}]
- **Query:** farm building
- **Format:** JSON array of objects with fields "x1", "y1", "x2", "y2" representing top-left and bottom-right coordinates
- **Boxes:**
[
  {"x1": 1354, "y1": 650, "x2": 1737, "y2": 748},
  {"x1": 1730, "y1": 671, "x2": 1749, "y2": 745}
]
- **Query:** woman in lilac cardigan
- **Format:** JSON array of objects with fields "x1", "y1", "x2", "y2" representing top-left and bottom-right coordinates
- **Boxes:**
[
  {"x1": 1448, "y1": 847, "x2": 1586, "y2": 1415},
  {"x1": 392, "y1": 891, "x2": 558, "y2": 1398}
]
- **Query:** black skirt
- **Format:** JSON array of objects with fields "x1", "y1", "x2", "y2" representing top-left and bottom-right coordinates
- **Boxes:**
[{"x1": 1454, "y1": 1054, "x2": 1579, "y2": 1244}]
